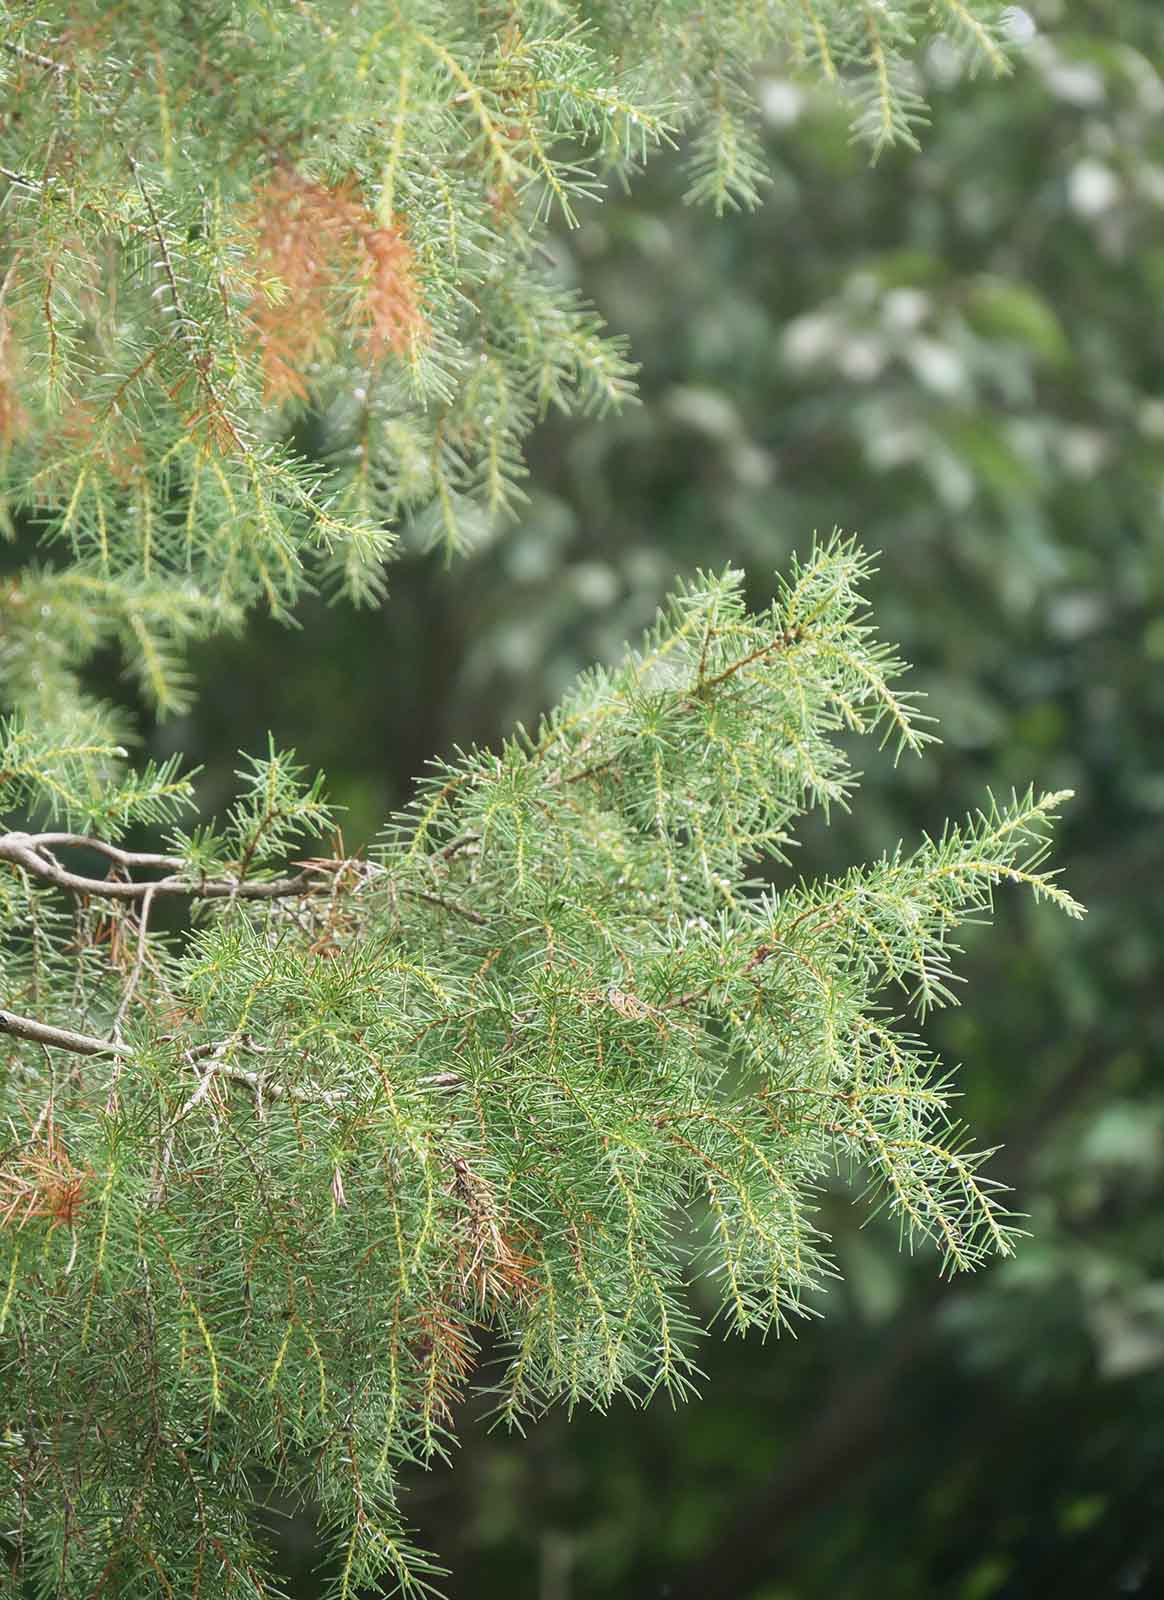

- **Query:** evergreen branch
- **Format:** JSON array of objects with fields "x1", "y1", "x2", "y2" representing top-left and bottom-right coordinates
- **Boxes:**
[
  {"x1": 797, "y1": 0, "x2": 838, "y2": 81},
  {"x1": 2, "y1": 38, "x2": 68, "y2": 76},
  {"x1": 698, "y1": 625, "x2": 802, "y2": 691},
  {"x1": 410, "y1": 890, "x2": 490, "y2": 926},
  {"x1": 28, "y1": 833, "x2": 185, "y2": 871},
  {"x1": 0, "y1": 0, "x2": 1004, "y2": 714},
  {"x1": 0, "y1": 165, "x2": 40, "y2": 190},
  {"x1": 129, "y1": 159, "x2": 248, "y2": 457},
  {"x1": 930, "y1": 0, "x2": 1012, "y2": 74},
  {"x1": 174, "y1": 1049, "x2": 346, "y2": 1111},
  {"x1": 0, "y1": 1007, "x2": 131, "y2": 1057},
  {"x1": 0, "y1": 831, "x2": 323, "y2": 901},
  {"x1": 410, "y1": 30, "x2": 524, "y2": 191},
  {"x1": 0, "y1": 0, "x2": 1062, "y2": 1577}
]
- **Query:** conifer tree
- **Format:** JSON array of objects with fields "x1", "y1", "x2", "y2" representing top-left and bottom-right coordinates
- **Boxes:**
[{"x1": 0, "y1": 5, "x2": 1082, "y2": 1596}]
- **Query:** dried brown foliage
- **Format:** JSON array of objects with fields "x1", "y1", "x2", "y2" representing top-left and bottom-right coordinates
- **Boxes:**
[
  {"x1": 405, "y1": 1158, "x2": 542, "y2": 1430},
  {"x1": 449, "y1": 1153, "x2": 540, "y2": 1310},
  {"x1": 414, "y1": 1307, "x2": 476, "y2": 1427},
  {"x1": 245, "y1": 168, "x2": 426, "y2": 403},
  {"x1": 0, "y1": 1109, "x2": 91, "y2": 1232}
]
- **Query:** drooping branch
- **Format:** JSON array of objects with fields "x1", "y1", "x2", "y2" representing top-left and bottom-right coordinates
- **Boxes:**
[
  {"x1": 129, "y1": 158, "x2": 248, "y2": 456},
  {"x1": 665, "y1": 1030, "x2": 1114, "y2": 1600}
]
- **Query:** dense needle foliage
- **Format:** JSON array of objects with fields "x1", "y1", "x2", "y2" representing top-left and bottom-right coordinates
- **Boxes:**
[
  {"x1": 0, "y1": 544, "x2": 1082, "y2": 1596},
  {"x1": 0, "y1": 4, "x2": 1084, "y2": 1596},
  {"x1": 1, "y1": 0, "x2": 1015, "y2": 718}
]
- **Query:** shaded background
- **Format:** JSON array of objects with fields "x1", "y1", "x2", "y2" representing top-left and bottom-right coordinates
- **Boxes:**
[{"x1": 96, "y1": 3, "x2": 1164, "y2": 1595}]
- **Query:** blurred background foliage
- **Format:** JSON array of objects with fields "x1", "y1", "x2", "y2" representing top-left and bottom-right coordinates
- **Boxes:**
[{"x1": 94, "y1": 0, "x2": 1163, "y2": 1594}]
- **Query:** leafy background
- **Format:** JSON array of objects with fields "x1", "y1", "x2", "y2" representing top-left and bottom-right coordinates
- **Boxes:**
[{"x1": 83, "y1": 2, "x2": 1164, "y2": 1595}]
